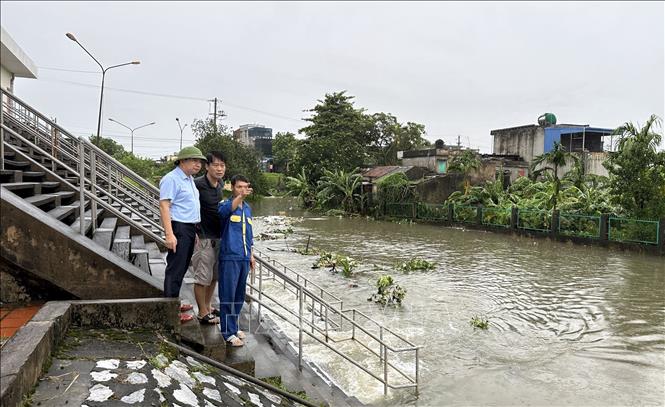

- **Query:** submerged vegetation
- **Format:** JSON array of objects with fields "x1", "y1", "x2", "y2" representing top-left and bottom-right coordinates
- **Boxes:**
[
  {"x1": 311, "y1": 251, "x2": 357, "y2": 277},
  {"x1": 470, "y1": 316, "x2": 490, "y2": 330},
  {"x1": 396, "y1": 258, "x2": 436, "y2": 273},
  {"x1": 368, "y1": 275, "x2": 407, "y2": 306}
]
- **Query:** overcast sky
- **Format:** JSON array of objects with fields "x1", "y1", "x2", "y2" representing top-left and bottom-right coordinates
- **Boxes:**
[{"x1": 2, "y1": 1, "x2": 663, "y2": 159}]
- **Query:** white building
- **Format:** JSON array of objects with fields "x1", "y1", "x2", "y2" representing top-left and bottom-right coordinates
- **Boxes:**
[{"x1": 1, "y1": 26, "x2": 38, "y2": 93}]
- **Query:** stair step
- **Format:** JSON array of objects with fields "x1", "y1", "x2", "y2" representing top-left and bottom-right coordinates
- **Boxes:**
[
  {"x1": 112, "y1": 226, "x2": 131, "y2": 261},
  {"x1": 3, "y1": 151, "x2": 16, "y2": 159},
  {"x1": 25, "y1": 193, "x2": 57, "y2": 208},
  {"x1": 70, "y1": 207, "x2": 105, "y2": 235},
  {"x1": 0, "y1": 170, "x2": 17, "y2": 183},
  {"x1": 130, "y1": 235, "x2": 150, "y2": 275},
  {"x1": 40, "y1": 181, "x2": 60, "y2": 192},
  {"x1": 145, "y1": 242, "x2": 164, "y2": 260},
  {"x1": 3, "y1": 159, "x2": 30, "y2": 170},
  {"x1": 92, "y1": 217, "x2": 118, "y2": 251},
  {"x1": 21, "y1": 171, "x2": 46, "y2": 181},
  {"x1": 47, "y1": 201, "x2": 81, "y2": 221}
]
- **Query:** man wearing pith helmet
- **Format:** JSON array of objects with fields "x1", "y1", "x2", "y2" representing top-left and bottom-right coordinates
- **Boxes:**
[{"x1": 159, "y1": 146, "x2": 206, "y2": 323}]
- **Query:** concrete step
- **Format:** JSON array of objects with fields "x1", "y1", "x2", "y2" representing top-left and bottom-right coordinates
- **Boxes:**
[
  {"x1": 0, "y1": 182, "x2": 40, "y2": 197},
  {"x1": 3, "y1": 159, "x2": 30, "y2": 170},
  {"x1": 112, "y1": 225, "x2": 131, "y2": 261},
  {"x1": 0, "y1": 170, "x2": 14, "y2": 183},
  {"x1": 130, "y1": 234, "x2": 150, "y2": 275},
  {"x1": 92, "y1": 217, "x2": 118, "y2": 251},
  {"x1": 24, "y1": 193, "x2": 57, "y2": 209},
  {"x1": 47, "y1": 200, "x2": 82, "y2": 221},
  {"x1": 70, "y1": 207, "x2": 105, "y2": 236},
  {"x1": 21, "y1": 171, "x2": 46, "y2": 182}
]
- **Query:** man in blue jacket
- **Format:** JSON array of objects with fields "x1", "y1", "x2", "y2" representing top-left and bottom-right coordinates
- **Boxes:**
[{"x1": 217, "y1": 174, "x2": 255, "y2": 347}]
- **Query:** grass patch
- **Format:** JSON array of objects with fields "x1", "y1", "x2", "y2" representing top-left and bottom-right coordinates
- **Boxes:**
[{"x1": 260, "y1": 376, "x2": 309, "y2": 401}]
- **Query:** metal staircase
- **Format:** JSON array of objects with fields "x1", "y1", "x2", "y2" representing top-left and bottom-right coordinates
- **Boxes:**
[{"x1": 0, "y1": 88, "x2": 420, "y2": 397}]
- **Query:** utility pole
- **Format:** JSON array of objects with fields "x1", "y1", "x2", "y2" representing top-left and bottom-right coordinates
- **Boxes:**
[{"x1": 213, "y1": 97, "x2": 218, "y2": 134}]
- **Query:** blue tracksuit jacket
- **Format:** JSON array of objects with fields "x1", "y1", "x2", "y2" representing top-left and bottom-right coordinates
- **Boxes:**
[{"x1": 217, "y1": 199, "x2": 253, "y2": 261}]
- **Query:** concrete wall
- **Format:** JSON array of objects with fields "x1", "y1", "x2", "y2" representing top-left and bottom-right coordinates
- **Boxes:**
[
  {"x1": 1, "y1": 190, "x2": 163, "y2": 300},
  {"x1": 492, "y1": 126, "x2": 544, "y2": 163},
  {"x1": 402, "y1": 156, "x2": 438, "y2": 172},
  {"x1": 556, "y1": 152, "x2": 610, "y2": 178},
  {"x1": 415, "y1": 173, "x2": 465, "y2": 204},
  {"x1": 0, "y1": 64, "x2": 13, "y2": 92}
]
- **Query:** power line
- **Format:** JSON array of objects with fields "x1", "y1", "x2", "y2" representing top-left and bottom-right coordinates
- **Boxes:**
[
  {"x1": 38, "y1": 66, "x2": 99, "y2": 74},
  {"x1": 39, "y1": 77, "x2": 305, "y2": 122}
]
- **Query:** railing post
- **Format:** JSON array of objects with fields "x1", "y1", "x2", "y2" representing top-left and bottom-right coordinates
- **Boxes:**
[
  {"x1": 383, "y1": 344, "x2": 388, "y2": 396},
  {"x1": 351, "y1": 309, "x2": 356, "y2": 340},
  {"x1": 511, "y1": 206, "x2": 518, "y2": 230},
  {"x1": 258, "y1": 261, "x2": 263, "y2": 323},
  {"x1": 298, "y1": 286, "x2": 304, "y2": 371},
  {"x1": 599, "y1": 214, "x2": 609, "y2": 242},
  {"x1": 415, "y1": 347, "x2": 419, "y2": 395},
  {"x1": 0, "y1": 96, "x2": 4, "y2": 171},
  {"x1": 448, "y1": 203, "x2": 454, "y2": 225},
  {"x1": 659, "y1": 218, "x2": 665, "y2": 255},
  {"x1": 108, "y1": 163, "x2": 113, "y2": 195},
  {"x1": 379, "y1": 327, "x2": 384, "y2": 363},
  {"x1": 79, "y1": 142, "x2": 86, "y2": 235},
  {"x1": 476, "y1": 205, "x2": 483, "y2": 225},
  {"x1": 551, "y1": 209, "x2": 559, "y2": 236},
  {"x1": 90, "y1": 150, "x2": 97, "y2": 234}
]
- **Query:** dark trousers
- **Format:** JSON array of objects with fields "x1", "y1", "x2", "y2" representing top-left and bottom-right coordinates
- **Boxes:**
[
  {"x1": 219, "y1": 260, "x2": 250, "y2": 340},
  {"x1": 164, "y1": 221, "x2": 197, "y2": 298}
]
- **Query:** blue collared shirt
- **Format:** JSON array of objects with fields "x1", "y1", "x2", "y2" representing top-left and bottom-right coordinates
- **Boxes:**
[
  {"x1": 218, "y1": 199, "x2": 253, "y2": 261},
  {"x1": 159, "y1": 166, "x2": 200, "y2": 223}
]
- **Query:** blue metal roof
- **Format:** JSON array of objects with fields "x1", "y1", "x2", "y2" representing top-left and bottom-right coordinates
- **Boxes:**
[{"x1": 544, "y1": 126, "x2": 614, "y2": 152}]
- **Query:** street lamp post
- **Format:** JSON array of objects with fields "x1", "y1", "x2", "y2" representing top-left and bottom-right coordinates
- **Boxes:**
[
  {"x1": 108, "y1": 118, "x2": 156, "y2": 154},
  {"x1": 66, "y1": 33, "x2": 140, "y2": 145},
  {"x1": 175, "y1": 118, "x2": 188, "y2": 151}
]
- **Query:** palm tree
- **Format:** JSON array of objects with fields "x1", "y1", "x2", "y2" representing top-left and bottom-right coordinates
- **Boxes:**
[
  {"x1": 285, "y1": 168, "x2": 315, "y2": 207},
  {"x1": 448, "y1": 150, "x2": 481, "y2": 194},
  {"x1": 530, "y1": 141, "x2": 579, "y2": 211},
  {"x1": 316, "y1": 168, "x2": 363, "y2": 213},
  {"x1": 613, "y1": 114, "x2": 662, "y2": 153}
]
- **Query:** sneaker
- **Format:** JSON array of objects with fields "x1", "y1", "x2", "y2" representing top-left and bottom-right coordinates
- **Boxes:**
[
  {"x1": 180, "y1": 304, "x2": 194, "y2": 312},
  {"x1": 180, "y1": 313, "x2": 194, "y2": 323}
]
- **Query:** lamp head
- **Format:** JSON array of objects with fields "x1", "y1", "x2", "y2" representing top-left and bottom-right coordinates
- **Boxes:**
[
  {"x1": 65, "y1": 32, "x2": 77, "y2": 41},
  {"x1": 131, "y1": 61, "x2": 141, "y2": 65}
]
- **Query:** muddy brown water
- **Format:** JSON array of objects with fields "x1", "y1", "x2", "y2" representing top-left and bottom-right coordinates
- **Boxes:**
[{"x1": 253, "y1": 197, "x2": 665, "y2": 406}]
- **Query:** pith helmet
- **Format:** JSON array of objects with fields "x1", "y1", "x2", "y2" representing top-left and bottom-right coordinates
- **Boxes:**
[{"x1": 175, "y1": 146, "x2": 206, "y2": 162}]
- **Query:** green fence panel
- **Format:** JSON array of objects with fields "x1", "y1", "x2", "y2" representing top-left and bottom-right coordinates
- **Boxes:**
[
  {"x1": 608, "y1": 217, "x2": 659, "y2": 245},
  {"x1": 416, "y1": 203, "x2": 448, "y2": 221},
  {"x1": 386, "y1": 203, "x2": 414, "y2": 219},
  {"x1": 453, "y1": 205, "x2": 477, "y2": 223},
  {"x1": 517, "y1": 209, "x2": 551, "y2": 232},
  {"x1": 558, "y1": 213, "x2": 601, "y2": 238},
  {"x1": 481, "y1": 207, "x2": 511, "y2": 228}
]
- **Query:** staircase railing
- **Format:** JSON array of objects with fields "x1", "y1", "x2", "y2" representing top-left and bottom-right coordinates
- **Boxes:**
[
  {"x1": 1, "y1": 89, "x2": 161, "y2": 222},
  {"x1": 250, "y1": 249, "x2": 421, "y2": 396},
  {"x1": 1, "y1": 124, "x2": 165, "y2": 245}
]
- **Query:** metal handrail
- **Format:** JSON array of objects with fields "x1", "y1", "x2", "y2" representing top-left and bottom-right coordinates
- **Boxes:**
[
  {"x1": 1, "y1": 124, "x2": 165, "y2": 245},
  {"x1": 251, "y1": 250, "x2": 420, "y2": 395},
  {"x1": 1, "y1": 89, "x2": 161, "y2": 217}
]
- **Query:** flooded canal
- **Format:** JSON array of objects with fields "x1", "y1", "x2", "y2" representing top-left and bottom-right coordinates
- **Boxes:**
[{"x1": 252, "y1": 197, "x2": 665, "y2": 406}]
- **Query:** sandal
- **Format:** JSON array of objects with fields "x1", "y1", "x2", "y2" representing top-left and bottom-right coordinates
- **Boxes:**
[
  {"x1": 226, "y1": 335, "x2": 244, "y2": 347},
  {"x1": 237, "y1": 330, "x2": 246, "y2": 339},
  {"x1": 180, "y1": 313, "x2": 194, "y2": 323},
  {"x1": 197, "y1": 313, "x2": 219, "y2": 325},
  {"x1": 211, "y1": 308, "x2": 220, "y2": 317}
]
